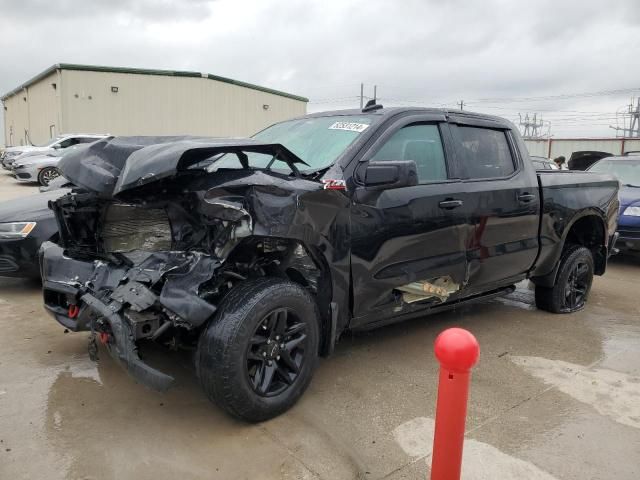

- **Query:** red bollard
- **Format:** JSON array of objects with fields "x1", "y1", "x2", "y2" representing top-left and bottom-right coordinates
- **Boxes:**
[{"x1": 431, "y1": 328, "x2": 480, "y2": 480}]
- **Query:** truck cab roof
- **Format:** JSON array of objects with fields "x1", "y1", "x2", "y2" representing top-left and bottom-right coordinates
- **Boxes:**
[{"x1": 302, "y1": 105, "x2": 514, "y2": 128}]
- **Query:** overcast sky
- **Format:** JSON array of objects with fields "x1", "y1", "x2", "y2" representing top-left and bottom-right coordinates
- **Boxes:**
[{"x1": 1, "y1": 0, "x2": 640, "y2": 141}]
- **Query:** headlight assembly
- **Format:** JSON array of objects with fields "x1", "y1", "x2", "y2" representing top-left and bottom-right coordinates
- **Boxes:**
[
  {"x1": 623, "y1": 206, "x2": 640, "y2": 217},
  {"x1": 0, "y1": 222, "x2": 37, "y2": 239}
]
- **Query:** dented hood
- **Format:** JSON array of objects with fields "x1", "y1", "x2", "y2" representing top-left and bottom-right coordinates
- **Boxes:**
[{"x1": 58, "y1": 136, "x2": 307, "y2": 197}]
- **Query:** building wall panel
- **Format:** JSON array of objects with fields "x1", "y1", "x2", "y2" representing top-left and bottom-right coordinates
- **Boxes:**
[
  {"x1": 25, "y1": 72, "x2": 61, "y2": 143},
  {"x1": 61, "y1": 70, "x2": 306, "y2": 137},
  {"x1": 3, "y1": 90, "x2": 30, "y2": 146}
]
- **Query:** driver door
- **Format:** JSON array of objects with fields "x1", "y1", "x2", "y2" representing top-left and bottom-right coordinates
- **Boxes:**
[{"x1": 349, "y1": 116, "x2": 469, "y2": 327}]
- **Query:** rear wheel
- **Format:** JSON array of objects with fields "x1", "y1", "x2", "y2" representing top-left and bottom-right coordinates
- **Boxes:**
[
  {"x1": 196, "y1": 277, "x2": 320, "y2": 422},
  {"x1": 535, "y1": 245, "x2": 594, "y2": 313},
  {"x1": 38, "y1": 166, "x2": 60, "y2": 186}
]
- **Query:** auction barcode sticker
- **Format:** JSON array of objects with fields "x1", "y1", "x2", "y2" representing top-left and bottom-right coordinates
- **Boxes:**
[{"x1": 328, "y1": 122, "x2": 370, "y2": 133}]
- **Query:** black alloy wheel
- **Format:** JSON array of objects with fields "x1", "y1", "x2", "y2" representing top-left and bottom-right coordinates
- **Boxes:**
[
  {"x1": 246, "y1": 308, "x2": 308, "y2": 397},
  {"x1": 563, "y1": 260, "x2": 590, "y2": 311}
]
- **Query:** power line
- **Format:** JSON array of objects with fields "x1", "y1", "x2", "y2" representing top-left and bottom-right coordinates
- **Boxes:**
[{"x1": 373, "y1": 86, "x2": 640, "y2": 108}]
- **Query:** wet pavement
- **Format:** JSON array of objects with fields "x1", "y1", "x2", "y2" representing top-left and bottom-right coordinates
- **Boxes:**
[{"x1": 0, "y1": 172, "x2": 639, "y2": 479}]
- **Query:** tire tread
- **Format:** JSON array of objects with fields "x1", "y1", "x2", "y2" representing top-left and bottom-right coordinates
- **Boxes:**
[{"x1": 197, "y1": 277, "x2": 319, "y2": 422}]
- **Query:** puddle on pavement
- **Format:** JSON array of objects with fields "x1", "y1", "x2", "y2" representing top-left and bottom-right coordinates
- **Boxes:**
[{"x1": 42, "y1": 352, "x2": 318, "y2": 480}]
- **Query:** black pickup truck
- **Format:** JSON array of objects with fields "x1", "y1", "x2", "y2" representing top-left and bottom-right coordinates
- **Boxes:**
[{"x1": 40, "y1": 105, "x2": 619, "y2": 421}]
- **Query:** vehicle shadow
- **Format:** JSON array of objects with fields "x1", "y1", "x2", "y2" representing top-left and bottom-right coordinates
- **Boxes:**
[
  {"x1": 0, "y1": 276, "x2": 42, "y2": 293},
  {"x1": 609, "y1": 252, "x2": 640, "y2": 267}
]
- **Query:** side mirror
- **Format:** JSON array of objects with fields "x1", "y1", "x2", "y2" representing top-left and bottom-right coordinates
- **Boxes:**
[
  {"x1": 52, "y1": 143, "x2": 61, "y2": 149},
  {"x1": 363, "y1": 160, "x2": 418, "y2": 190}
]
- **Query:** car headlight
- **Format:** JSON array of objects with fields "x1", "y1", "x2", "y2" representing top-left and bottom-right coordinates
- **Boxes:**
[
  {"x1": 13, "y1": 163, "x2": 24, "y2": 169},
  {"x1": 0, "y1": 222, "x2": 37, "y2": 239},
  {"x1": 623, "y1": 206, "x2": 640, "y2": 217}
]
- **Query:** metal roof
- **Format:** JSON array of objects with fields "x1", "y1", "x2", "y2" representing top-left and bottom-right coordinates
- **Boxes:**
[{"x1": 0, "y1": 63, "x2": 309, "y2": 102}]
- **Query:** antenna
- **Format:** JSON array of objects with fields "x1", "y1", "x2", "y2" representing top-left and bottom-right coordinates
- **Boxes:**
[{"x1": 362, "y1": 99, "x2": 383, "y2": 112}]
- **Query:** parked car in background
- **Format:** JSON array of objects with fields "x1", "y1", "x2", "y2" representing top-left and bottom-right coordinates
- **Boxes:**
[
  {"x1": 0, "y1": 186, "x2": 71, "y2": 278},
  {"x1": 530, "y1": 155, "x2": 559, "y2": 170},
  {"x1": 588, "y1": 155, "x2": 640, "y2": 254},
  {"x1": 41, "y1": 106, "x2": 619, "y2": 422},
  {"x1": 1, "y1": 133, "x2": 108, "y2": 170},
  {"x1": 568, "y1": 150, "x2": 612, "y2": 170},
  {"x1": 12, "y1": 144, "x2": 89, "y2": 186}
]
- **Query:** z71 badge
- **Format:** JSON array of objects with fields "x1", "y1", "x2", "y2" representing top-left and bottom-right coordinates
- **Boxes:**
[{"x1": 322, "y1": 179, "x2": 347, "y2": 190}]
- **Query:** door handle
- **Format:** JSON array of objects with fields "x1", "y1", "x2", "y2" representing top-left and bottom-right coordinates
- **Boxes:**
[
  {"x1": 438, "y1": 199, "x2": 464, "y2": 210},
  {"x1": 518, "y1": 193, "x2": 536, "y2": 203}
]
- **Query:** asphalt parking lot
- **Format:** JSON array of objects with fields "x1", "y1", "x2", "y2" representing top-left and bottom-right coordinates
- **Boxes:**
[{"x1": 0, "y1": 172, "x2": 639, "y2": 480}]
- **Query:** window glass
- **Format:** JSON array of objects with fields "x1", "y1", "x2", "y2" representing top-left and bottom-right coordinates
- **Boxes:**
[
  {"x1": 208, "y1": 115, "x2": 376, "y2": 173},
  {"x1": 370, "y1": 124, "x2": 447, "y2": 183},
  {"x1": 588, "y1": 159, "x2": 640, "y2": 186},
  {"x1": 455, "y1": 126, "x2": 515, "y2": 178},
  {"x1": 58, "y1": 138, "x2": 81, "y2": 148}
]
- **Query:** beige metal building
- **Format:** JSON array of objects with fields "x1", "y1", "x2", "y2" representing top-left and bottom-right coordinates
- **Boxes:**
[{"x1": 1, "y1": 63, "x2": 308, "y2": 146}]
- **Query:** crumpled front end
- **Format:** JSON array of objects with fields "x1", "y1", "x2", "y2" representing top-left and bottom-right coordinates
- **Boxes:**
[
  {"x1": 41, "y1": 240, "x2": 221, "y2": 391},
  {"x1": 40, "y1": 150, "x2": 338, "y2": 393},
  {"x1": 41, "y1": 178, "x2": 264, "y2": 391}
]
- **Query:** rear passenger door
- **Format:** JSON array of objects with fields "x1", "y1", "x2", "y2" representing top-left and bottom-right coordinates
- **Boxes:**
[{"x1": 449, "y1": 118, "x2": 540, "y2": 291}]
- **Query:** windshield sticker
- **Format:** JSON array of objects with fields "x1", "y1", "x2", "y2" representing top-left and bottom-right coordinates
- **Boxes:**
[{"x1": 328, "y1": 122, "x2": 370, "y2": 133}]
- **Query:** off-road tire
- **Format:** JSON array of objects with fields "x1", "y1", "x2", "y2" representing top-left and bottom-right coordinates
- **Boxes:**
[
  {"x1": 196, "y1": 277, "x2": 320, "y2": 422},
  {"x1": 38, "y1": 166, "x2": 60, "y2": 186},
  {"x1": 535, "y1": 245, "x2": 594, "y2": 313}
]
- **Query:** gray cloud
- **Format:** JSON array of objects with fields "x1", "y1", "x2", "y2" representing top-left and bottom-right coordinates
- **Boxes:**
[
  {"x1": 1, "y1": 0, "x2": 640, "y2": 141},
  {"x1": 0, "y1": 0, "x2": 213, "y2": 21}
]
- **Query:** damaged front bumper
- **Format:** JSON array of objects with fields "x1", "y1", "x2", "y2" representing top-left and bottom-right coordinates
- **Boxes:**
[{"x1": 40, "y1": 242, "x2": 221, "y2": 392}]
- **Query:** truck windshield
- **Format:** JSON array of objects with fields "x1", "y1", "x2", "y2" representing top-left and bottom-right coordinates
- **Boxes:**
[
  {"x1": 589, "y1": 158, "x2": 640, "y2": 187},
  {"x1": 208, "y1": 115, "x2": 374, "y2": 173}
]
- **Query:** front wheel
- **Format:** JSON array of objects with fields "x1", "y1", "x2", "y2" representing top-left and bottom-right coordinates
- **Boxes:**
[
  {"x1": 38, "y1": 166, "x2": 60, "y2": 186},
  {"x1": 535, "y1": 245, "x2": 594, "y2": 313},
  {"x1": 196, "y1": 277, "x2": 320, "y2": 422}
]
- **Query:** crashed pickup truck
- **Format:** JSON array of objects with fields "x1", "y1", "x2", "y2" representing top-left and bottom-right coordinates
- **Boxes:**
[{"x1": 41, "y1": 105, "x2": 619, "y2": 421}]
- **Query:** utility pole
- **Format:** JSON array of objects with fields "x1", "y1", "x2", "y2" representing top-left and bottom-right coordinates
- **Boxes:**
[
  {"x1": 373, "y1": 85, "x2": 377, "y2": 103},
  {"x1": 458, "y1": 100, "x2": 465, "y2": 110},
  {"x1": 360, "y1": 83, "x2": 364, "y2": 109},
  {"x1": 629, "y1": 97, "x2": 640, "y2": 137}
]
